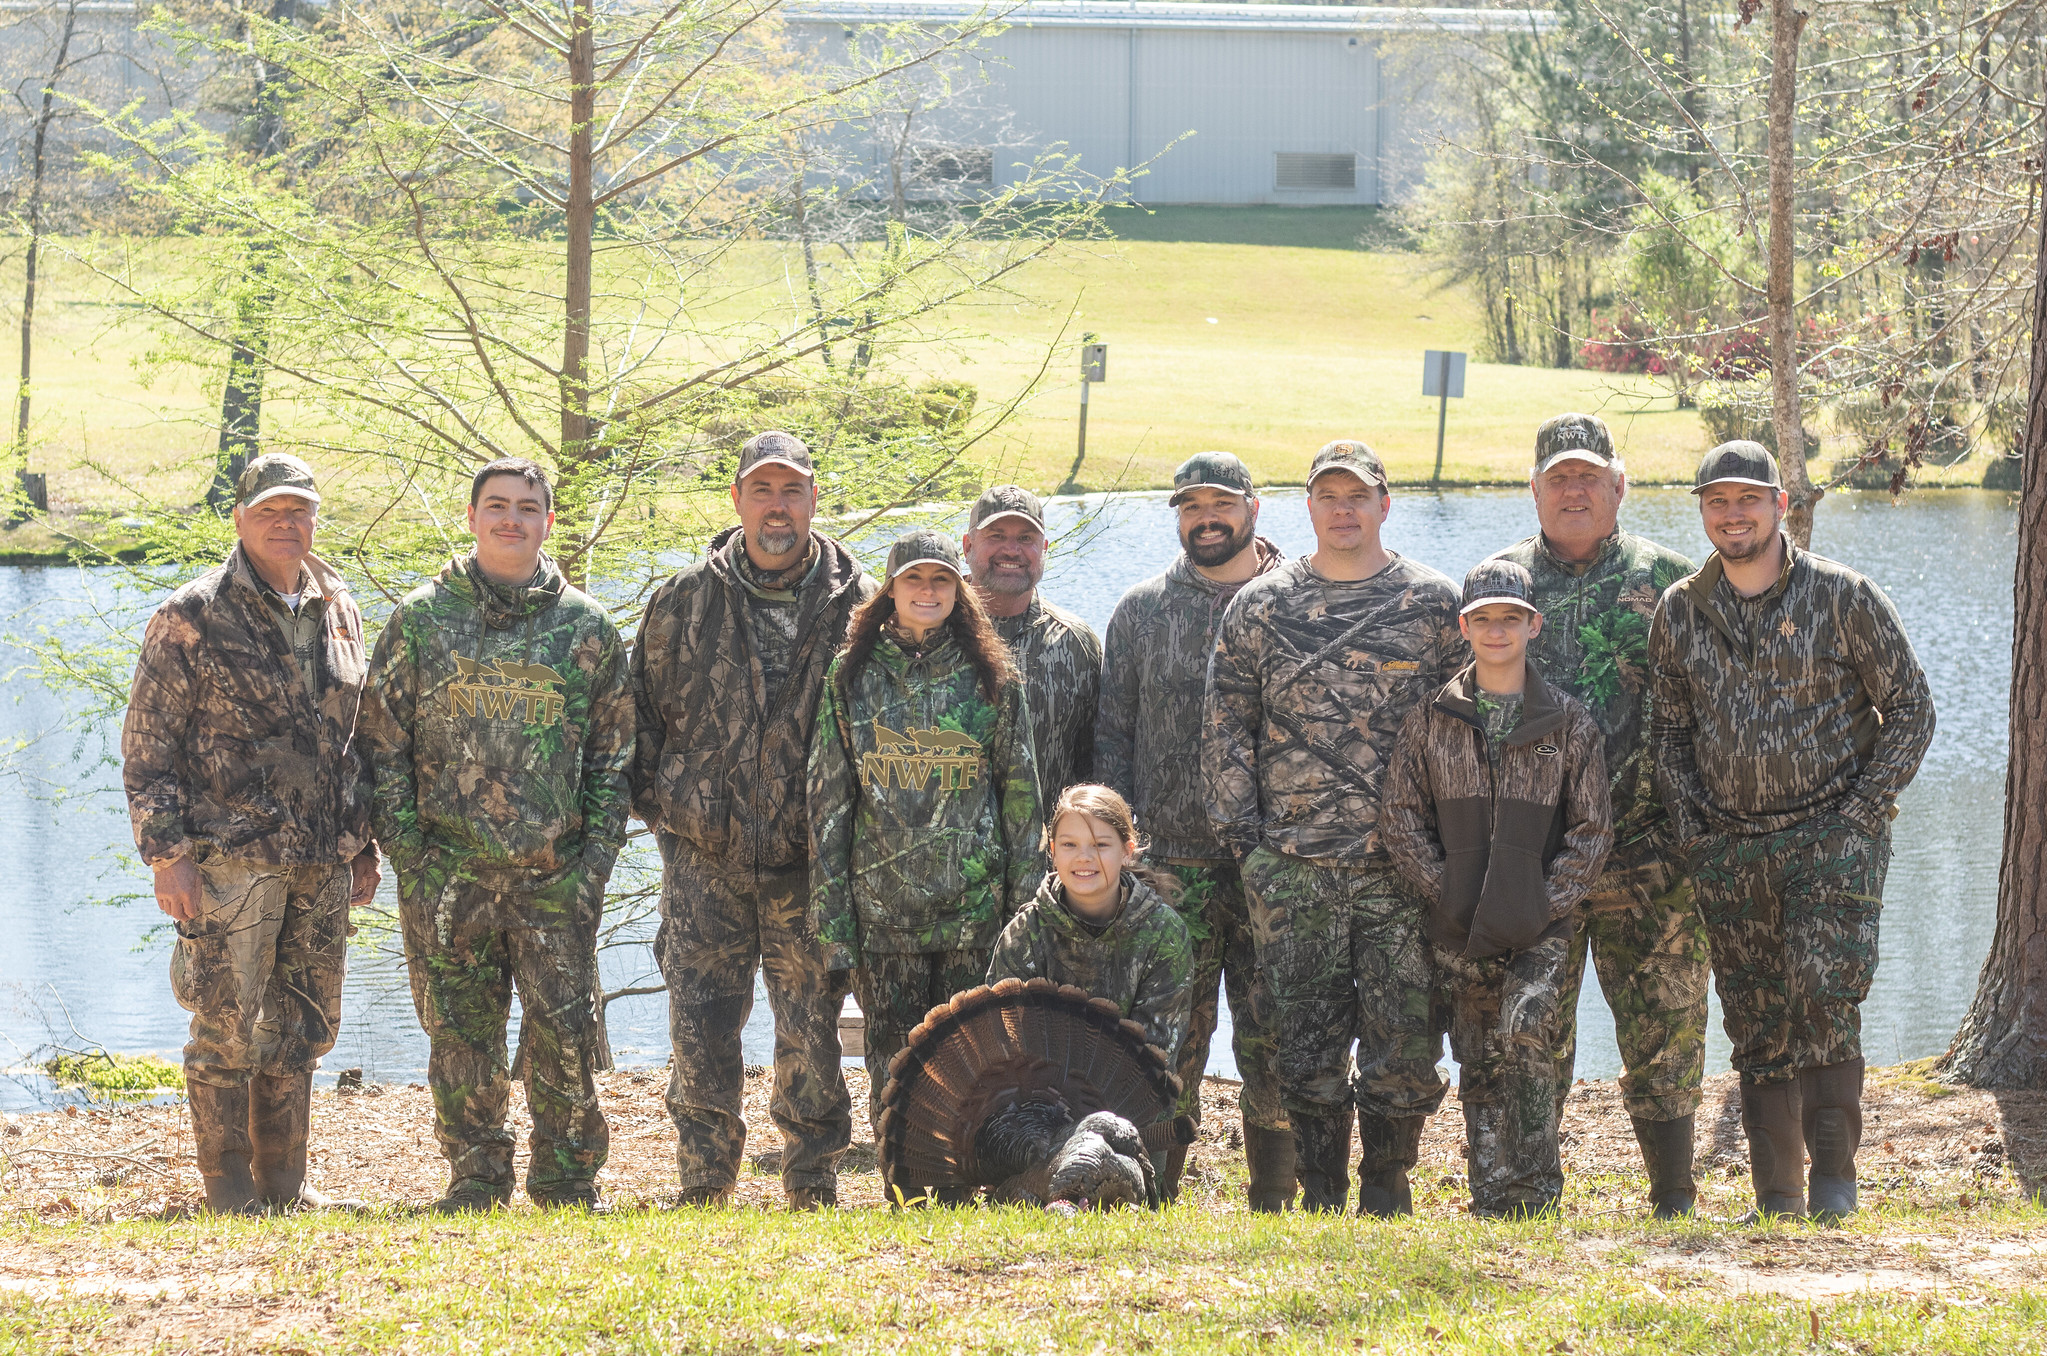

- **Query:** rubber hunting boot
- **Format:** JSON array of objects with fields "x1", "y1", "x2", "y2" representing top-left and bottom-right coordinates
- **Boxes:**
[
  {"x1": 1355, "y1": 1110, "x2": 1425, "y2": 1218},
  {"x1": 250, "y1": 1070, "x2": 361, "y2": 1211},
  {"x1": 1738, "y1": 1078, "x2": 1806, "y2": 1222},
  {"x1": 1292, "y1": 1110, "x2": 1352, "y2": 1214},
  {"x1": 1243, "y1": 1122, "x2": 1297, "y2": 1213},
  {"x1": 1631, "y1": 1114, "x2": 1698, "y2": 1219},
  {"x1": 1802, "y1": 1059, "x2": 1864, "y2": 1225},
  {"x1": 187, "y1": 1079, "x2": 260, "y2": 1215}
]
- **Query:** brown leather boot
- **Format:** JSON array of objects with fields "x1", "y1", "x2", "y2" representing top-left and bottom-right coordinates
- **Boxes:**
[
  {"x1": 187, "y1": 1080, "x2": 260, "y2": 1215},
  {"x1": 1292, "y1": 1111, "x2": 1352, "y2": 1214},
  {"x1": 1244, "y1": 1122, "x2": 1297, "y2": 1213},
  {"x1": 1355, "y1": 1111, "x2": 1425, "y2": 1218},
  {"x1": 1738, "y1": 1078, "x2": 1806, "y2": 1222},
  {"x1": 250, "y1": 1071, "x2": 362, "y2": 1211},
  {"x1": 1631, "y1": 1114, "x2": 1698, "y2": 1219},
  {"x1": 1801, "y1": 1059, "x2": 1864, "y2": 1224}
]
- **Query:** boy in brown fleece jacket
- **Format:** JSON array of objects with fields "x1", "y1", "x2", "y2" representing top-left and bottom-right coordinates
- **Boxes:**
[{"x1": 1382, "y1": 560, "x2": 1614, "y2": 1218}]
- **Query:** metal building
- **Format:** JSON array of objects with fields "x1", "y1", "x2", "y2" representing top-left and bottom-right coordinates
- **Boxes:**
[{"x1": 786, "y1": 1, "x2": 1549, "y2": 206}]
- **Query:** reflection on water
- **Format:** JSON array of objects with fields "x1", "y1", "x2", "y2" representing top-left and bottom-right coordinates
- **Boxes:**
[{"x1": 0, "y1": 488, "x2": 2016, "y2": 1108}]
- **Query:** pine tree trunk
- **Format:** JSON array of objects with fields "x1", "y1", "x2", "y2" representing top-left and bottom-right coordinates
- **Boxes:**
[{"x1": 1767, "y1": 0, "x2": 1819, "y2": 546}]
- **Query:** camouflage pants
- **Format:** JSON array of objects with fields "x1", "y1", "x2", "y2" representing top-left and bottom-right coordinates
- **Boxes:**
[
  {"x1": 1553, "y1": 850, "x2": 1711, "y2": 1121},
  {"x1": 1241, "y1": 847, "x2": 1446, "y2": 1123},
  {"x1": 399, "y1": 882, "x2": 608, "y2": 1200},
  {"x1": 1435, "y1": 930, "x2": 1571, "y2": 1215},
  {"x1": 852, "y1": 948, "x2": 988, "y2": 1132},
  {"x1": 1166, "y1": 861, "x2": 1285, "y2": 1131},
  {"x1": 1689, "y1": 816, "x2": 1891, "y2": 1086},
  {"x1": 171, "y1": 859, "x2": 351, "y2": 1087},
  {"x1": 654, "y1": 840, "x2": 852, "y2": 1197}
]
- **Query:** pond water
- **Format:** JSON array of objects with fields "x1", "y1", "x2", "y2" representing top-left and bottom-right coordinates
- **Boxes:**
[{"x1": 0, "y1": 487, "x2": 2017, "y2": 1111}]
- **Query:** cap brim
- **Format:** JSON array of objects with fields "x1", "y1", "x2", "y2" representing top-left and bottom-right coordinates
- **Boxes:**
[
  {"x1": 1307, "y1": 464, "x2": 1388, "y2": 488},
  {"x1": 1168, "y1": 484, "x2": 1251, "y2": 506},
  {"x1": 734, "y1": 457, "x2": 813, "y2": 483},
  {"x1": 970, "y1": 509, "x2": 1045, "y2": 532},
  {"x1": 1460, "y1": 596, "x2": 1540, "y2": 617},
  {"x1": 1535, "y1": 450, "x2": 1614, "y2": 475},
  {"x1": 1690, "y1": 477, "x2": 1782, "y2": 495},
  {"x1": 241, "y1": 486, "x2": 321, "y2": 508},
  {"x1": 887, "y1": 556, "x2": 961, "y2": 580}
]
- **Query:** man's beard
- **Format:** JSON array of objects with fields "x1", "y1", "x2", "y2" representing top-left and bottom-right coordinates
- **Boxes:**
[
  {"x1": 753, "y1": 523, "x2": 801, "y2": 558},
  {"x1": 1715, "y1": 522, "x2": 1774, "y2": 562},
  {"x1": 1181, "y1": 517, "x2": 1256, "y2": 568},
  {"x1": 976, "y1": 558, "x2": 1039, "y2": 597}
]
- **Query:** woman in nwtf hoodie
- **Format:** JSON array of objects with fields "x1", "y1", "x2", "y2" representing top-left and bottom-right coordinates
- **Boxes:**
[{"x1": 809, "y1": 530, "x2": 1042, "y2": 1130}]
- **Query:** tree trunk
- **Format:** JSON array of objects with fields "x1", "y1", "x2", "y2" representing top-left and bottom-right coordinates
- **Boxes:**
[
  {"x1": 1767, "y1": 0, "x2": 1819, "y2": 546},
  {"x1": 1935, "y1": 112, "x2": 2047, "y2": 1092},
  {"x1": 560, "y1": 0, "x2": 596, "y2": 468},
  {"x1": 11, "y1": 0, "x2": 80, "y2": 521}
]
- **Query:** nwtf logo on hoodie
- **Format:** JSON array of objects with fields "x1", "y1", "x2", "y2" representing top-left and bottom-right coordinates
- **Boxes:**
[
  {"x1": 862, "y1": 720, "x2": 985, "y2": 791},
  {"x1": 449, "y1": 656, "x2": 568, "y2": 726}
]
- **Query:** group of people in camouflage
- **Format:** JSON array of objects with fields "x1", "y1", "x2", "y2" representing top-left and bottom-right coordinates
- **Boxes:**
[{"x1": 122, "y1": 409, "x2": 1931, "y2": 1225}]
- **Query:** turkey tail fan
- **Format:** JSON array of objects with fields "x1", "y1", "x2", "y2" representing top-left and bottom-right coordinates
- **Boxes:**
[{"x1": 878, "y1": 978, "x2": 1185, "y2": 1201}]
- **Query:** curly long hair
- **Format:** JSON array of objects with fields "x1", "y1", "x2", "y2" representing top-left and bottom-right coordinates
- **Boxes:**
[{"x1": 837, "y1": 568, "x2": 1015, "y2": 705}]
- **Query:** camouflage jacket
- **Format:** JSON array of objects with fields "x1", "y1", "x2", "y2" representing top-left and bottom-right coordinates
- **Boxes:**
[
  {"x1": 361, "y1": 553, "x2": 634, "y2": 906},
  {"x1": 1382, "y1": 664, "x2": 1613, "y2": 958},
  {"x1": 1489, "y1": 530, "x2": 1693, "y2": 859},
  {"x1": 995, "y1": 596, "x2": 1102, "y2": 812},
  {"x1": 630, "y1": 528, "x2": 874, "y2": 871},
  {"x1": 1096, "y1": 538, "x2": 1284, "y2": 862},
  {"x1": 1648, "y1": 537, "x2": 1935, "y2": 844},
  {"x1": 809, "y1": 631, "x2": 1043, "y2": 966},
  {"x1": 1203, "y1": 553, "x2": 1466, "y2": 865},
  {"x1": 121, "y1": 545, "x2": 373, "y2": 868},
  {"x1": 987, "y1": 872, "x2": 1195, "y2": 1057}
]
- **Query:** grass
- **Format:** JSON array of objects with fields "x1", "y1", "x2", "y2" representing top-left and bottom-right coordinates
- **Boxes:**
[{"x1": 39, "y1": 1051, "x2": 183, "y2": 1097}]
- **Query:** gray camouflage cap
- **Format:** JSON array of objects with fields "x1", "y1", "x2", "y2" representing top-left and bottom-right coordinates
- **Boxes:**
[
  {"x1": 1169, "y1": 451, "x2": 1256, "y2": 505},
  {"x1": 734, "y1": 430, "x2": 814, "y2": 485},
  {"x1": 1692, "y1": 440, "x2": 1783, "y2": 494},
  {"x1": 1460, "y1": 559, "x2": 1540, "y2": 617},
  {"x1": 1533, "y1": 413, "x2": 1617, "y2": 475},
  {"x1": 1307, "y1": 439, "x2": 1389, "y2": 491},
  {"x1": 236, "y1": 452, "x2": 321, "y2": 509},
  {"x1": 885, "y1": 528, "x2": 964, "y2": 581},
  {"x1": 969, "y1": 484, "x2": 1046, "y2": 532}
]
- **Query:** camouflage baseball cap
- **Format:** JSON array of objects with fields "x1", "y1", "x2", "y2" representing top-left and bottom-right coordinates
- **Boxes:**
[
  {"x1": 235, "y1": 453, "x2": 321, "y2": 509},
  {"x1": 1307, "y1": 440, "x2": 1389, "y2": 491},
  {"x1": 969, "y1": 484, "x2": 1046, "y2": 532},
  {"x1": 1533, "y1": 413, "x2": 1617, "y2": 475},
  {"x1": 734, "y1": 430, "x2": 813, "y2": 485},
  {"x1": 1460, "y1": 559, "x2": 1540, "y2": 616},
  {"x1": 885, "y1": 528, "x2": 964, "y2": 581},
  {"x1": 1169, "y1": 451, "x2": 1256, "y2": 505},
  {"x1": 1692, "y1": 440, "x2": 1783, "y2": 494}
]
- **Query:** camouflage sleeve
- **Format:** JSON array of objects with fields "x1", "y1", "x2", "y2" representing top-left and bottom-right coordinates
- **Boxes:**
[
  {"x1": 1093, "y1": 598, "x2": 1139, "y2": 802},
  {"x1": 1131, "y1": 907, "x2": 1195, "y2": 1060},
  {"x1": 1201, "y1": 598, "x2": 1263, "y2": 861},
  {"x1": 579, "y1": 619, "x2": 635, "y2": 869},
  {"x1": 120, "y1": 602, "x2": 201, "y2": 866},
  {"x1": 1837, "y1": 577, "x2": 1936, "y2": 834},
  {"x1": 995, "y1": 679, "x2": 1045, "y2": 917},
  {"x1": 1379, "y1": 703, "x2": 1445, "y2": 902},
  {"x1": 807, "y1": 663, "x2": 860, "y2": 971},
  {"x1": 627, "y1": 584, "x2": 671, "y2": 829},
  {"x1": 1430, "y1": 594, "x2": 1470, "y2": 685},
  {"x1": 1648, "y1": 594, "x2": 1710, "y2": 848},
  {"x1": 984, "y1": 909, "x2": 1044, "y2": 985},
  {"x1": 1545, "y1": 704, "x2": 1614, "y2": 920},
  {"x1": 360, "y1": 601, "x2": 425, "y2": 870},
  {"x1": 340, "y1": 597, "x2": 378, "y2": 863}
]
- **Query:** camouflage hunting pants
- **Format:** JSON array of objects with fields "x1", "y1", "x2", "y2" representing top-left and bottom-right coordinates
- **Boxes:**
[
  {"x1": 655, "y1": 839, "x2": 852, "y2": 1198},
  {"x1": 172, "y1": 859, "x2": 351, "y2": 1088},
  {"x1": 1553, "y1": 848, "x2": 1711, "y2": 1122},
  {"x1": 1434, "y1": 929, "x2": 1572, "y2": 1216},
  {"x1": 399, "y1": 878, "x2": 608, "y2": 1201},
  {"x1": 852, "y1": 948, "x2": 989, "y2": 1133},
  {"x1": 1167, "y1": 860, "x2": 1285, "y2": 1131},
  {"x1": 1241, "y1": 847, "x2": 1446, "y2": 1124},
  {"x1": 1688, "y1": 815, "x2": 1891, "y2": 1087}
]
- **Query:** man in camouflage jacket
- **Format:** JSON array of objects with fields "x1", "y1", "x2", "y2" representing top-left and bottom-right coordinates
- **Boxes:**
[
  {"x1": 362, "y1": 459, "x2": 634, "y2": 1212},
  {"x1": 1486, "y1": 413, "x2": 1710, "y2": 1217},
  {"x1": 963, "y1": 485, "x2": 1101, "y2": 810},
  {"x1": 122, "y1": 453, "x2": 379, "y2": 1213},
  {"x1": 1650, "y1": 442, "x2": 1934, "y2": 1223},
  {"x1": 630, "y1": 431, "x2": 873, "y2": 1208},
  {"x1": 1203, "y1": 441, "x2": 1466, "y2": 1214},
  {"x1": 1097, "y1": 451, "x2": 1292, "y2": 1208}
]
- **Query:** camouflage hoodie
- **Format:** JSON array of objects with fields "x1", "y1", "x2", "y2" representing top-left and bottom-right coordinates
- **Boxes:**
[
  {"x1": 809, "y1": 631, "x2": 1042, "y2": 967},
  {"x1": 1488, "y1": 530, "x2": 1693, "y2": 857},
  {"x1": 630, "y1": 527, "x2": 874, "y2": 870},
  {"x1": 361, "y1": 552, "x2": 634, "y2": 916},
  {"x1": 1203, "y1": 552, "x2": 1466, "y2": 865},
  {"x1": 987, "y1": 872, "x2": 1195, "y2": 1058},
  {"x1": 995, "y1": 596, "x2": 1102, "y2": 812},
  {"x1": 122, "y1": 545, "x2": 373, "y2": 868},
  {"x1": 1097, "y1": 538, "x2": 1283, "y2": 862},
  {"x1": 1648, "y1": 537, "x2": 1934, "y2": 844}
]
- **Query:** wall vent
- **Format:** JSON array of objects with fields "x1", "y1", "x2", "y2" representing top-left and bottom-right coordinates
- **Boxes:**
[{"x1": 1275, "y1": 152, "x2": 1357, "y2": 191}]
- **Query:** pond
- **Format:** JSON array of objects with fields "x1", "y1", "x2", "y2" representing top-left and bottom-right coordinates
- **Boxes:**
[{"x1": 0, "y1": 486, "x2": 2017, "y2": 1110}]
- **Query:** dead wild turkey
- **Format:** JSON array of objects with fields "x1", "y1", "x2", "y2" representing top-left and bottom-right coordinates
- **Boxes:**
[{"x1": 876, "y1": 977, "x2": 1196, "y2": 1208}]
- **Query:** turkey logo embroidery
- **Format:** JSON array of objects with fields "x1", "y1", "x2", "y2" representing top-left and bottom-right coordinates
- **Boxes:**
[
  {"x1": 864, "y1": 720, "x2": 985, "y2": 791},
  {"x1": 450, "y1": 656, "x2": 568, "y2": 726}
]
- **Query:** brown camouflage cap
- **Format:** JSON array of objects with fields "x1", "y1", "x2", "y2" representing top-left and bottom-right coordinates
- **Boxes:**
[
  {"x1": 1307, "y1": 440, "x2": 1389, "y2": 491},
  {"x1": 734, "y1": 430, "x2": 814, "y2": 485},
  {"x1": 236, "y1": 453, "x2": 321, "y2": 509},
  {"x1": 885, "y1": 528, "x2": 964, "y2": 581},
  {"x1": 1460, "y1": 559, "x2": 1540, "y2": 616},
  {"x1": 969, "y1": 484, "x2": 1046, "y2": 533},
  {"x1": 1692, "y1": 440, "x2": 1782, "y2": 494},
  {"x1": 1533, "y1": 413, "x2": 1617, "y2": 475},
  {"x1": 1169, "y1": 451, "x2": 1256, "y2": 505}
]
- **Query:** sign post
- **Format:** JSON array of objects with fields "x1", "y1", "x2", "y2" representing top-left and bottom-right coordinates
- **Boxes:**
[
  {"x1": 1063, "y1": 339, "x2": 1108, "y2": 492},
  {"x1": 1422, "y1": 350, "x2": 1467, "y2": 487}
]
